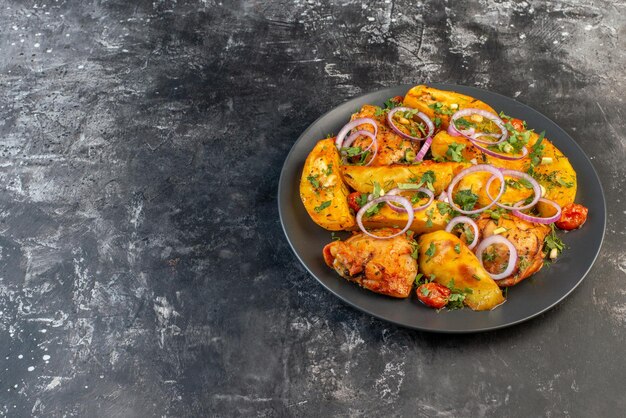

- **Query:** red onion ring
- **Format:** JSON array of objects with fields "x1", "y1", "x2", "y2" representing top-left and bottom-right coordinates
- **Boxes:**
[
  {"x1": 415, "y1": 134, "x2": 434, "y2": 161},
  {"x1": 511, "y1": 198, "x2": 562, "y2": 224},
  {"x1": 335, "y1": 118, "x2": 378, "y2": 149},
  {"x1": 445, "y1": 216, "x2": 479, "y2": 250},
  {"x1": 340, "y1": 130, "x2": 378, "y2": 166},
  {"x1": 356, "y1": 195, "x2": 414, "y2": 239},
  {"x1": 446, "y1": 164, "x2": 506, "y2": 215},
  {"x1": 450, "y1": 108, "x2": 508, "y2": 145},
  {"x1": 485, "y1": 169, "x2": 541, "y2": 211},
  {"x1": 386, "y1": 107, "x2": 434, "y2": 141},
  {"x1": 475, "y1": 235, "x2": 518, "y2": 280},
  {"x1": 469, "y1": 140, "x2": 529, "y2": 161},
  {"x1": 386, "y1": 187, "x2": 434, "y2": 213},
  {"x1": 438, "y1": 191, "x2": 448, "y2": 202},
  {"x1": 447, "y1": 123, "x2": 462, "y2": 137}
]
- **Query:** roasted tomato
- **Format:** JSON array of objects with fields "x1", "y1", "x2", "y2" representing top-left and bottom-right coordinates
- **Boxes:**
[
  {"x1": 347, "y1": 192, "x2": 365, "y2": 213},
  {"x1": 556, "y1": 203, "x2": 588, "y2": 230},
  {"x1": 416, "y1": 282, "x2": 451, "y2": 309},
  {"x1": 506, "y1": 118, "x2": 525, "y2": 132}
]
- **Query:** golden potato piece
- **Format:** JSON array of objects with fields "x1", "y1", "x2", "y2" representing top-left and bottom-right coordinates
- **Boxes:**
[
  {"x1": 300, "y1": 138, "x2": 355, "y2": 231},
  {"x1": 323, "y1": 228, "x2": 418, "y2": 298},
  {"x1": 418, "y1": 230, "x2": 505, "y2": 311},
  {"x1": 341, "y1": 161, "x2": 467, "y2": 195},
  {"x1": 403, "y1": 85, "x2": 495, "y2": 129},
  {"x1": 433, "y1": 130, "x2": 577, "y2": 216},
  {"x1": 359, "y1": 200, "x2": 450, "y2": 235}
]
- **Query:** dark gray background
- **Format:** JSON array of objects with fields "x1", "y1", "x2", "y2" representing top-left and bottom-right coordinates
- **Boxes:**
[{"x1": 0, "y1": 0, "x2": 624, "y2": 417}]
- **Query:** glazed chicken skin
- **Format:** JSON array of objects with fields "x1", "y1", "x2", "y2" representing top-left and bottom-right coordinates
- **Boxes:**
[
  {"x1": 475, "y1": 216, "x2": 550, "y2": 287},
  {"x1": 323, "y1": 228, "x2": 418, "y2": 298}
]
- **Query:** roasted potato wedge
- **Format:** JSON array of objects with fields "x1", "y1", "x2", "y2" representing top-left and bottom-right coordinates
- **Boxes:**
[
  {"x1": 403, "y1": 85, "x2": 495, "y2": 129},
  {"x1": 359, "y1": 200, "x2": 451, "y2": 235},
  {"x1": 341, "y1": 161, "x2": 467, "y2": 195},
  {"x1": 433, "y1": 130, "x2": 577, "y2": 216},
  {"x1": 418, "y1": 230, "x2": 505, "y2": 311},
  {"x1": 300, "y1": 138, "x2": 355, "y2": 231}
]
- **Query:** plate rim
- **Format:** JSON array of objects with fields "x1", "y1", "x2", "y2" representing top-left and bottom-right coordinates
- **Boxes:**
[{"x1": 278, "y1": 83, "x2": 607, "y2": 333}]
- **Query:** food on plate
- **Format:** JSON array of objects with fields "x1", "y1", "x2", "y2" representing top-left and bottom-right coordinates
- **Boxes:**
[
  {"x1": 299, "y1": 85, "x2": 589, "y2": 311},
  {"x1": 299, "y1": 138, "x2": 355, "y2": 231},
  {"x1": 323, "y1": 228, "x2": 418, "y2": 298},
  {"x1": 417, "y1": 230, "x2": 505, "y2": 311},
  {"x1": 475, "y1": 216, "x2": 550, "y2": 287}
]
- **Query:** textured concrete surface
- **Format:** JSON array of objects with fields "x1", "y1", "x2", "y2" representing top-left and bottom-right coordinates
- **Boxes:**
[{"x1": 0, "y1": 0, "x2": 624, "y2": 417}]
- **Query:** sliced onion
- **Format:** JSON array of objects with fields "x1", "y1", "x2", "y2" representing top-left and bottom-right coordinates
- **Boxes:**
[
  {"x1": 485, "y1": 169, "x2": 541, "y2": 211},
  {"x1": 445, "y1": 216, "x2": 479, "y2": 250},
  {"x1": 446, "y1": 164, "x2": 505, "y2": 215},
  {"x1": 469, "y1": 140, "x2": 528, "y2": 161},
  {"x1": 447, "y1": 123, "x2": 462, "y2": 137},
  {"x1": 340, "y1": 130, "x2": 378, "y2": 166},
  {"x1": 415, "y1": 134, "x2": 434, "y2": 161},
  {"x1": 386, "y1": 187, "x2": 434, "y2": 213},
  {"x1": 356, "y1": 195, "x2": 414, "y2": 239},
  {"x1": 335, "y1": 118, "x2": 378, "y2": 149},
  {"x1": 475, "y1": 235, "x2": 518, "y2": 280},
  {"x1": 387, "y1": 107, "x2": 434, "y2": 141},
  {"x1": 438, "y1": 191, "x2": 448, "y2": 202},
  {"x1": 511, "y1": 198, "x2": 562, "y2": 224},
  {"x1": 450, "y1": 108, "x2": 508, "y2": 145}
]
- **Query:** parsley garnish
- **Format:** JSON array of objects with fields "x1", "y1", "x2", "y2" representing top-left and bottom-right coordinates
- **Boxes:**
[
  {"x1": 307, "y1": 175, "x2": 320, "y2": 189},
  {"x1": 453, "y1": 189, "x2": 479, "y2": 212},
  {"x1": 324, "y1": 164, "x2": 333, "y2": 176},
  {"x1": 314, "y1": 201, "x2": 331, "y2": 213},
  {"x1": 341, "y1": 146, "x2": 363, "y2": 157},
  {"x1": 428, "y1": 102, "x2": 455, "y2": 115},
  {"x1": 410, "y1": 241, "x2": 419, "y2": 260},
  {"x1": 425, "y1": 208, "x2": 434, "y2": 228},
  {"x1": 355, "y1": 193, "x2": 368, "y2": 207},
  {"x1": 529, "y1": 132, "x2": 546, "y2": 167},
  {"x1": 446, "y1": 142, "x2": 466, "y2": 162},
  {"x1": 445, "y1": 279, "x2": 473, "y2": 310},
  {"x1": 425, "y1": 242, "x2": 436, "y2": 260},
  {"x1": 454, "y1": 243, "x2": 461, "y2": 254},
  {"x1": 544, "y1": 224, "x2": 566, "y2": 256}
]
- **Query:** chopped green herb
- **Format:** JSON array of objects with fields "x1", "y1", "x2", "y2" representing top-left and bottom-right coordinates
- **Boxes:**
[
  {"x1": 544, "y1": 224, "x2": 566, "y2": 256},
  {"x1": 434, "y1": 117, "x2": 442, "y2": 129},
  {"x1": 324, "y1": 163, "x2": 333, "y2": 176},
  {"x1": 414, "y1": 272, "x2": 425, "y2": 286},
  {"x1": 446, "y1": 142, "x2": 466, "y2": 162},
  {"x1": 454, "y1": 243, "x2": 461, "y2": 254},
  {"x1": 410, "y1": 241, "x2": 420, "y2": 260},
  {"x1": 356, "y1": 193, "x2": 368, "y2": 207},
  {"x1": 483, "y1": 250, "x2": 496, "y2": 262},
  {"x1": 314, "y1": 201, "x2": 331, "y2": 212},
  {"x1": 425, "y1": 208, "x2": 434, "y2": 228},
  {"x1": 341, "y1": 146, "x2": 363, "y2": 157},
  {"x1": 331, "y1": 232, "x2": 341, "y2": 242},
  {"x1": 420, "y1": 287, "x2": 430, "y2": 296},
  {"x1": 454, "y1": 189, "x2": 479, "y2": 212},
  {"x1": 529, "y1": 131, "x2": 546, "y2": 167},
  {"x1": 425, "y1": 242, "x2": 436, "y2": 260},
  {"x1": 472, "y1": 274, "x2": 481, "y2": 281},
  {"x1": 307, "y1": 175, "x2": 320, "y2": 189}
]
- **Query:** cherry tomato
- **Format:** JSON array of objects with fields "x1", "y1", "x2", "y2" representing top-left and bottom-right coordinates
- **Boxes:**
[
  {"x1": 555, "y1": 203, "x2": 589, "y2": 230},
  {"x1": 416, "y1": 282, "x2": 451, "y2": 309},
  {"x1": 347, "y1": 192, "x2": 365, "y2": 213},
  {"x1": 504, "y1": 117, "x2": 525, "y2": 132}
]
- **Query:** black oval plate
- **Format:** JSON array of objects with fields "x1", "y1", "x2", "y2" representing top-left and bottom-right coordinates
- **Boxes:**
[{"x1": 278, "y1": 83, "x2": 606, "y2": 333}]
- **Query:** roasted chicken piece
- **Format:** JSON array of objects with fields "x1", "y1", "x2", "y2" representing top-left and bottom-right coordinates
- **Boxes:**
[
  {"x1": 476, "y1": 216, "x2": 550, "y2": 287},
  {"x1": 349, "y1": 105, "x2": 420, "y2": 166},
  {"x1": 418, "y1": 230, "x2": 505, "y2": 311},
  {"x1": 323, "y1": 228, "x2": 418, "y2": 298}
]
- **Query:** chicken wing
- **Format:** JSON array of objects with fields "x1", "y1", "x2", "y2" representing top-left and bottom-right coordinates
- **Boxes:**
[{"x1": 323, "y1": 228, "x2": 418, "y2": 298}]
